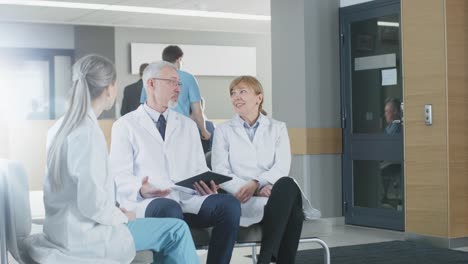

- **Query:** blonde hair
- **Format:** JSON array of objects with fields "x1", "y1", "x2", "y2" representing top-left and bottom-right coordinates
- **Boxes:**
[{"x1": 229, "y1": 76, "x2": 267, "y2": 115}]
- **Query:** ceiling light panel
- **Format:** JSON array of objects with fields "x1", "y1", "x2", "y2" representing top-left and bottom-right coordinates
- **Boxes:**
[
  {"x1": 0, "y1": 0, "x2": 270, "y2": 20},
  {"x1": 0, "y1": 5, "x2": 91, "y2": 22},
  {"x1": 120, "y1": 0, "x2": 270, "y2": 16}
]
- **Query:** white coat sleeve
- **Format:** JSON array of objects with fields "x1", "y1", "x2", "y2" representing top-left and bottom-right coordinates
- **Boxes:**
[
  {"x1": 212, "y1": 125, "x2": 247, "y2": 194},
  {"x1": 68, "y1": 131, "x2": 128, "y2": 226},
  {"x1": 109, "y1": 120, "x2": 142, "y2": 202},
  {"x1": 258, "y1": 123, "x2": 292, "y2": 185}
]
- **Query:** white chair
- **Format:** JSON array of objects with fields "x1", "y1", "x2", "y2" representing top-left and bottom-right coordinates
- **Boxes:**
[
  {"x1": 0, "y1": 159, "x2": 35, "y2": 264},
  {"x1": 0, "y1": 159, "x2": 154, "y2": 264},
  {"x1": 0, "y1": 162, "x2": 9, "y2": 264}
]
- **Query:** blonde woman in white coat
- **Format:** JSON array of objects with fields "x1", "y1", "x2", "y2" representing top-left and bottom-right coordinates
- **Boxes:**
[
  {"x1": 212, "y1": 76, "x2": 320, "y2": 264},
  {"x1": 27, "y1": 55, "x2": 198, "y2": 264}
]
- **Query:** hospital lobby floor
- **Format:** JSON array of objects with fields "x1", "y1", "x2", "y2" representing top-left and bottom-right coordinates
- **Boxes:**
[
  {"x1": 203, "y1": 221, "x2": 406, "y2": 263},
  {"x1": 202, "y1": 220, "x2": 468, "y2": 263},
  {"x1": 8, "y1": 219, "x2": 468, "y2": 263}
]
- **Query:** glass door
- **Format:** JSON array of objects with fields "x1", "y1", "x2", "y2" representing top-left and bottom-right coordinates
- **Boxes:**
[
  {"x1": 340, "y1": 0, "x2": 404, "y2": 231},
  {"x1": 0, "y1": 48, "x2": 73, "y2": 120}
]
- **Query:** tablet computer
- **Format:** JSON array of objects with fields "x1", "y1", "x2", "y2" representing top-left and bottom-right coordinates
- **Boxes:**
[{"x1": 175, "y1": 171, "x2": 232, "y2": 190}]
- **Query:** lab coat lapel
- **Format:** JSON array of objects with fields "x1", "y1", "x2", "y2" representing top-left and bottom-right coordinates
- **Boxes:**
[
  {"x1": 165, "y1": 109, "x2": 180, "y2": 141},
  {"x1": 136, "y1": 106, "x2": 164, "y2": 143},
  {"x1": 252, "y1": 115, "x2": 270, "y2": 145},
  {"x1": 230, "y1": 117, "x2": 251, "y2": 144}
]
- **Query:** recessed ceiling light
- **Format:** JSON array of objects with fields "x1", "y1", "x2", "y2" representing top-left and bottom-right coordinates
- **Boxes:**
[{"x1": 0, "y1": 0, "x2": 271, "y2": 21}]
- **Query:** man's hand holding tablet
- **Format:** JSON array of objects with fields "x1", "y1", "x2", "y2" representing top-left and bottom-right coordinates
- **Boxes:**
[{"x1": 174, "y1": 171, "x2": 232, "y2": 196}]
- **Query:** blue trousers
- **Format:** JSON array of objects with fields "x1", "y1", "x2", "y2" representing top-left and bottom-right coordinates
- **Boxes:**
[
  {"x1": 127, "y1": 218, "x2": 199, "y2": 264},
  {"x1": 145, "y1": 194, "x2": 241, "y2": 264}
]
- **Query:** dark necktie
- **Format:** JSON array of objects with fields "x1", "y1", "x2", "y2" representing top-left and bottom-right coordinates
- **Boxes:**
[{"x1": 157, "y1": 114, "x2": 166, "y2": 140}]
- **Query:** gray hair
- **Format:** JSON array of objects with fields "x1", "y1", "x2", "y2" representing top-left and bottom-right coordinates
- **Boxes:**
[
  {"x1": 385, "y1": 97, "x2": 401, "y2": 114},
  {"x1": 48, "y1": 54, "x2": 116, "y2": 191},
  {"x1": 142, "y1": 61, "x2": 177, "y2": 92}
]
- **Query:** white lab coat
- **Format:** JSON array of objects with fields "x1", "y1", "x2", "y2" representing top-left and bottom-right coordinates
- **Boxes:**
[
  {"x1": 27, "y1": 111, "x2": 135, "y2": 264},
  {"x1": 109, "y1": 105, "x2": 209, "y2": 218},
  {"x1": 212, "y1": 114, "x2": 321, "y2": 226}
]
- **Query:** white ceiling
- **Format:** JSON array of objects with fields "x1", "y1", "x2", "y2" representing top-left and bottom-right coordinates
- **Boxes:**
[{"x1": 0, "y1": 0, "x2": 271, "y2": 34}]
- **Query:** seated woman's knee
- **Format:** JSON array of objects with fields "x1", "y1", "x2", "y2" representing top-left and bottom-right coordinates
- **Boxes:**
[
  {"x1": 272, "y1": 177, "x2": 300, "y2": 194},
  {"x1": 275, "y1": 177, "x2": 298, "y2": 192}
]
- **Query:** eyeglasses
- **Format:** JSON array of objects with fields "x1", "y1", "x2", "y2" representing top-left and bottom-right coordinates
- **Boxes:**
[{"x1": 152, "y1": 78, "x2": 182, "y2": 87}]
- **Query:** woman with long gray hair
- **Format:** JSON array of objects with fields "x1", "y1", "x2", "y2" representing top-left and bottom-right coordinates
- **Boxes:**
[{"x1": 27, "y1": 54, "x2": 198, "y2": 264}]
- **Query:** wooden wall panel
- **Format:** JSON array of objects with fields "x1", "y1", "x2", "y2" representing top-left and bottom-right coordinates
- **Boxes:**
[
  {"x1": 212, "y1": 120, "x2": 343, "y2": 155},
  {"x1": 402, "y1": 0, "x2": 449, "y2": 237},
  {"x1": 99, "y1": 120, "x2": 114, "y2": 151},
  {"x1": 288, "y1": 128, "x2": 342, "y2": 155},
  {"x1": 446, "y1": 0, "x2": 468, "y2": 238}
]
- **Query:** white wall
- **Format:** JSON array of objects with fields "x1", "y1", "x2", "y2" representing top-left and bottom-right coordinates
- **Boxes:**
[
  {"x1": 114, "y1": 27, "x2": 271, "y2": 119},
  {"x1": 340, "y1": 0, "x2": 374, "y2": 7},
  {"x1": 0, "y1": 22, "x2": 271, "y2": 120},
  {"x1": 271, "y1": 0, "x2": 342, "y2": 217},
  {"x1": 0, "y1": 22, "x2": 74, "y2": 49},
  {"x1": 131, "y1": 43, "x2": 257, "y2": 76}
]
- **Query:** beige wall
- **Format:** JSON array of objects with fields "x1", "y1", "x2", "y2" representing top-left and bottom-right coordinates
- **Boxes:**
[
  {"x1": 1, "y1": 119, "x2": 343, "y2": 191},
  {"x1": 0, "y1": 120, "x2": 114, "y2": 190}
]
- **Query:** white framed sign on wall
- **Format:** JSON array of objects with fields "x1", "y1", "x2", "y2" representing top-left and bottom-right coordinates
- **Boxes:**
[{"x1": 130, "y1": 43, "x2": 257, "y2": 76}]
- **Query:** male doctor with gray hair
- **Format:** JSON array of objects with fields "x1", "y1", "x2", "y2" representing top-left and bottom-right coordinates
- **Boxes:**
[{"x1": 110, "y1": 61, "x2": 240, "y2": 264}]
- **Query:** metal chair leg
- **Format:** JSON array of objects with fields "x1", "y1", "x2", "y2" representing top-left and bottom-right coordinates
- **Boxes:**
[
  {"x1": 0, "y1": 176, "x2": 9, "y2": 264},
  {"x1": 314, "y1": 238, "x2": 330, "y2": 264},
  {"x1": 251, "y1": 245, "x2": 257, "y2": 264},
  {"x1": 299, "y1": 238, "x2": 330, "y2": 264}
]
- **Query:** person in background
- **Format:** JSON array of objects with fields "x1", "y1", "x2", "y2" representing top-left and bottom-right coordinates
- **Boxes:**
[
  {"x1": 140, "y1": 45, "x2": 211, "y2": 141},
  {"x1": 111, "y1": 61, "x2": 241, "y2": 264},
  {"x1": 27, "y1": 55, "x2": 198, "y2": 264},
  {"x1": 380, "y1": 97, "x2": 403, "y2": 208},
  {"x1": 383, "y1": 97, "x2": 402, "y2": 135},
  {"x1": 190, "y1": 97, "x2": 215, "y2": 154},
  {"x1": 120, "y1": 63, "x2": 148, "y2": 116},
  {"x1": 211, "y1": 76, "x2": 321, "y2": 264}
]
